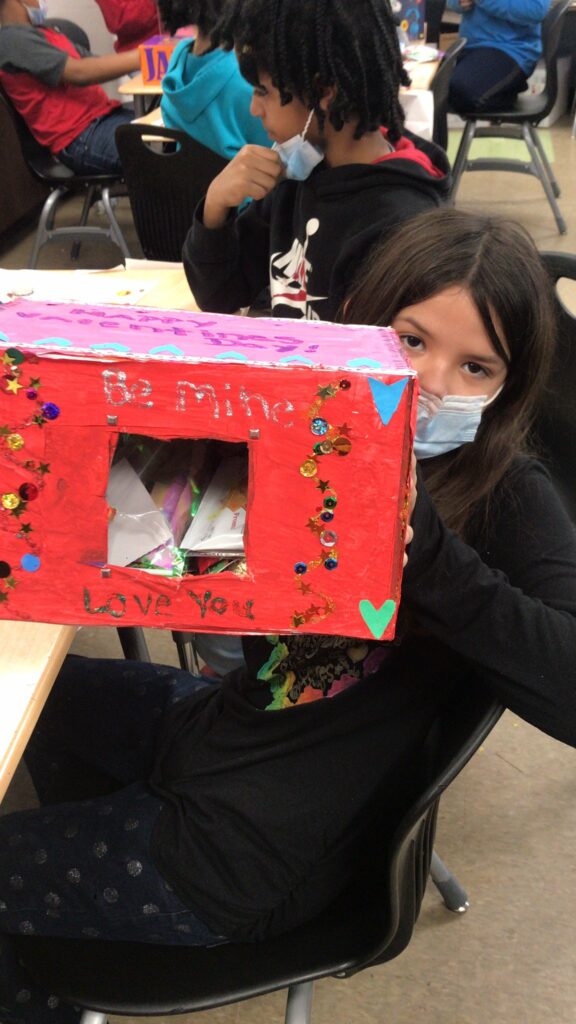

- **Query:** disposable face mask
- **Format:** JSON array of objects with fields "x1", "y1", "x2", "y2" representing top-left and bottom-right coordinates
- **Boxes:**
[
  {"x1": 414, "y1": 386, "x2": 501, "y2": 460},
  {"x1": 272, "y1": 109, "x2": 324, "y2": 181},
  {"x1": 24, "y1": 0, "x2": 48, "y2": 26}
]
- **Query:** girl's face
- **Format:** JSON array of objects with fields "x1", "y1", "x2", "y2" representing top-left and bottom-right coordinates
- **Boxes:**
[
  {"x1": 391, "y1": 286, "x2": 509, "y2": 398},
  {"x1": 250, "y1": 72, "x2": 320, "y2": 144}
]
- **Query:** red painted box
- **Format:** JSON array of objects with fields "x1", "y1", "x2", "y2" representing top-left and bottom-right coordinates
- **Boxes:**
[{"x1": 0, "y1": 302, "x2": 416, "y2": 641}]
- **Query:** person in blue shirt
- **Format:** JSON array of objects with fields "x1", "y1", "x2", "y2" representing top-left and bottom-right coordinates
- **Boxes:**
[
  {"x1": 159, "y1": 0, "x2": 271, "y2": 159},
  {"x1": 447, "y1": 0, "x2": 550, "y2": 114}
]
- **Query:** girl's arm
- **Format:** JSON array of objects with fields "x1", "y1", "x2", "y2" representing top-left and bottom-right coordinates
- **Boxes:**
[
  {"x1": 182, "y1": 194, "x2": 274, "y2": 313},
  {"x1": 402, "y1": 460, "x2": 576, "y2": 747}
]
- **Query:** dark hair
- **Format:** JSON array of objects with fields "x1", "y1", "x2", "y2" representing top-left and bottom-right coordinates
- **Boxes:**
[
  {"x1": 342, "y1": 208, "x2": 556, "y2": 538},
  {"x1": 213, "y1": 0, "x2": 409, "y2": 142},
  {"x1": 157, "y1": 0, "x2": 225, "y2": 36}
]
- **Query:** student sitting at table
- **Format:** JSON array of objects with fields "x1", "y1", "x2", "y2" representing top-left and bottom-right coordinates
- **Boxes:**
[
  {"x1": 159, "y1": 0, "x2": 271, "y2": 159},
  {"x1": 0, "y1": 0, "x2": 139, "y2": 176},
  {"x1": 182, "y1": 0, "x2": 451, "y2": 322},
  {"x1": 1, "y1": 208, "x2": 576, "y2": 1024},
  {"x1": 447, "y1": 0, "x2": 549, "y2": 115},
  {"x1": 93, "y1": 0, "x2": 160, "y2": 52}
]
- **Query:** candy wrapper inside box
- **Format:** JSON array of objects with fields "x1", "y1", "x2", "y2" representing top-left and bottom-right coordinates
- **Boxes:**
[{"x1": 0, "y1": 303, "x2": 417, "y2": 641}]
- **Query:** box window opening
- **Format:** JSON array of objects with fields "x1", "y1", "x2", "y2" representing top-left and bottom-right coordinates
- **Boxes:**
[{"x1": 106, "y1": 434, "x2": 248, "y2": 578}]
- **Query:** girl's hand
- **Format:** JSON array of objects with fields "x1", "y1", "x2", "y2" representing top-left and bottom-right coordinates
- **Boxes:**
[
  {"x1": 203, "y1": 146, "x2": 284, "y2": 229},
  {"x1": 403, "y1": 452, "x2": 417, "y2": 568}
]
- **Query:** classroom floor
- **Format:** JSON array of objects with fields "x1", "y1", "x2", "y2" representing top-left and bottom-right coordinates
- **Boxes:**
[{"x1": 1, "y1": 117, "x2": 576, "y2": 1024}]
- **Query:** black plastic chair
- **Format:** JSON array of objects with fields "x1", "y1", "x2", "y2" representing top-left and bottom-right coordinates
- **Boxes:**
[
  {"x1": 534, "y1": 251, "x2": 576, "y2": 518},
  {"x1": 450, "y1": 0, "x2": 571, "y2": 234},
  {"x1": 430, "y1": 36, "x2": 467, "y2": 150},
  {"x1": 115, "y1": 123, "x2": 228, "y2": 262},
  {"x1": 14, "y1": 679, "x2": 503, "y2": 1024},
  {"x1": 0, "y1": 84, "x2": 130, "y2": 268}
]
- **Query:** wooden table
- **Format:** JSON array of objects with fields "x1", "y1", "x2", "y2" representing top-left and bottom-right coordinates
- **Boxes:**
[
  {"x1": 119, "y1": 72, "x2": 162, "y2": 117},
  {"x1": 0, "y1": 266, "x2": 197, "y2": 803}
]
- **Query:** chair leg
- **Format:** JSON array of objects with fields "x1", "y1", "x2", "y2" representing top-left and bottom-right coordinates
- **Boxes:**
[
  {"x1": 29, "y1": 188, "x2": 65, "y2": 268},
  {"x1": 285, "y1": 981, "x2": 314, "y2": 1024},
  {"x1": 79, "y1": 1012, "x2": 108, "y2": 1024},
  {"x1": 529, "y1": 124, "x2": 561, "y2": 198},
  {"x1": 117, "y1": 625, "x2": 152, "y2": 662},
  {"x1": 449, "y1": 119, "x2": 476, "y2": 202},
  {"x1": 521, "y1": 123, "x2": 566, "y2": 234},
  {"x1": 171, "y1": 630, "x2": 202, "y2": 673},
  {"x1": 71, "y1": 184, "x2": 96, "y2": 262},
  {"x1": 101, "y1": 187, "x2": 131, "y2": 259},
  {"x1": 430, "y1": 851, "x2": 469, "y2": 913}
]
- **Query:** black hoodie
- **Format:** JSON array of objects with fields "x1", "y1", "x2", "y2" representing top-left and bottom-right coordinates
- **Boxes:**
[{"x1": 183, "y1": 131, "x2": 451, "y2": 321}]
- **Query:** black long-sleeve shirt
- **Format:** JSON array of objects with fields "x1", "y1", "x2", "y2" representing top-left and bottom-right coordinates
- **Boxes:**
[{"x1": 150, "y1": 458, "x2": 576, "y2": 942}]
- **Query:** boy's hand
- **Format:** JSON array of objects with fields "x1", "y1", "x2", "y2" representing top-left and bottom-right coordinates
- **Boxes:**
[
  {"x1": 403, "y1": 452, "x2": 417, "y2": 568},
  {"x1": 203, "y1": 146, "x2": 284, "y2": 229}
]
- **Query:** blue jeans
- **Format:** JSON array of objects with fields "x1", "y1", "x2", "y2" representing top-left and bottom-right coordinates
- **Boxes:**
[
  {"x1": 0, "y1": 655, "x2": 225, "y2": 1024},
  {"x1": 449, "y1": 46, "x2": 528, "y2": 115},
  {"x1": 57, "y1": 106, "x2": 134, "y2": 176}
]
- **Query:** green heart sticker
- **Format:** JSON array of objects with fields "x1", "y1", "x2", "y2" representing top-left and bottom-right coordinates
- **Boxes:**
[{"x1": 359, "y1": 598, "x2": 396, "y2": 639}]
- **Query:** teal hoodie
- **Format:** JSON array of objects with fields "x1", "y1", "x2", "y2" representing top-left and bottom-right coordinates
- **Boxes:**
[{"x1": 160, "y1": 41, "x2": 271, "y2": 159}]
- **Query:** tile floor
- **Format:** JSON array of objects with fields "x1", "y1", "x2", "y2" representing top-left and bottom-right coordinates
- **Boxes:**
[{"x1": 1, "y1": 118, "x2": 576, "y2": 1024}]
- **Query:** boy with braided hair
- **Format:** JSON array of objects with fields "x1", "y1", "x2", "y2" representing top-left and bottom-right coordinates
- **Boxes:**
[{"x1": 183, "y1": 0, "x2": 451, "y2": 320}]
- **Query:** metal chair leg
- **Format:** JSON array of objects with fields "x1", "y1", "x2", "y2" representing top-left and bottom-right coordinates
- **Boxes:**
[
  {"x1": 71, "y1": 184, "x2": 96, "y2": 262},
  {"x1": 80, "y1": 1012, "x2": 108, "y2": 1024},
  {"x1": 285, "y1": 980, "x2": 314, "y2": 1024},
  {"x1": 29, "y1": 188, "x2": 65, "y2": 268},
  {"x1": 521, "y1": 123, "x2": 566, "y2": 233},
  {"x1": 529, "y1": 123, "x2": 561, "y2": 197},
  {"x1": 450, "y1": 119, "x2": 476, "y2": 201},
  {"x1": 101, "y1": 187, "x2": 131, "y2": 259},
  {"x1": 430, "y1": 851, "x2": 469, "y2": 913},
  {"x1": 117, "y1": 626, "x2": 151, "y2": 662}
]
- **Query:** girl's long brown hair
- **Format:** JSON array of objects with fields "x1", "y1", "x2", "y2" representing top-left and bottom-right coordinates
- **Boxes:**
[{"x1": 341, "y1": 209, "x2": 556, "y2": 539}]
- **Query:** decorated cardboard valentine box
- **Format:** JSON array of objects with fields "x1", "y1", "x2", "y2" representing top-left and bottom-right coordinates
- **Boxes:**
[
  {"x1": 0, "y1": 303, "x2": 416, "y2": 641},
  {"x1": 139, "y1": 34, "x2": 179, "y2": 84}
]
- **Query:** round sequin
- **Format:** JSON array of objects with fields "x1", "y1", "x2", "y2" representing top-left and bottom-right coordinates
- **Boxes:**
[
  {"x1": 294, "y1": 562, "x2": 307, "y2": 574},
  {"x1": 41, "y1": 402, "x2": 60, "y2": 420},
  {"x1": 123, "y1": 817, "x2": 139, "y2": 831},
  {"x1": 66, "y1": 869, "x2": 81, "y2": 885},
  {"x1": 323, "y1": 496, "x2": 337, "y2": 509},
  {"x1": 47, "y1": 996, "x2": 60, "y2": 1009},
  {"x1": 310, "y1": 417, "x2": 329, "y2": 436},
  {"x1": 18, "y1": 921, "x2": 35, "y2": 934},
  {"x1": 15, "y1": 990, "x2": 31, "y2": 1004},
  {"x1": 6, "y1": 348, "x2": 24, "y2": 365},
  {"x1": 103, "y1": 887, "x2": 119, "y2": 903},
  {"x1": 320, "y1": 511, "x2": 334, "y2": 523},
  {"x1": 300, "y1": 459, "x2": 317, "y2": 478},
  {"x1": 19, "y1": 482, "x2": 38, "y2": 502},
  {"x1": 320, "y1": 530, "x2": 338, "y2": 548},
  {"x1": 339, "y1": 379, "x2": 351, "y2": 390},
  {"x1": 9, "y1": 875, "x2": 24, "y2": 890},
  {"x1": 33, "y1": 849, "x2": 48, "y2": 864},
  {"x1": 319, "y1": 440, "x2": 333, "y2": 454},
  {"x1": 7, "y1": 434, "x2": 24, "y2": 451},
  {"x1": 21, "y1": 554, "x2": 40, "y2": 573},
  {"x1": 2, "y1": 493, "x2": 20, "y2": 510},
  {"x1": 324, "y1": 558, "x2": 338, "y2": 570},
  {"x1": 142, "y1": 903, "x2": 159, "y2": 915},
  {"x1": 127, "y1": 860, "x2": 143, "y2": 877},
  {"x1": 0, "y1": 561, "x2": 11, "y2": 578},
  {"x1": 25, "y1": 389, "x2": 37, "y2": 400},
  {"x1": 333, "y1": 436, "x2": 352, "y2": 456},
  {"x1": 44, "y1": 892, "x2": 61, "y2": 908},
  {"x1": 93, "y1": 841, "x2": 108, "y2": 858}
]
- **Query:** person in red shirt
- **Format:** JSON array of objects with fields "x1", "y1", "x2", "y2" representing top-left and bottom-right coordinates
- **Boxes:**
[
  {"x1": 0, "y1": 0, "x2": 140, "y2": 175},
  {"x1": 93, "y1": 0, "x2": 160, "y2": 52}
]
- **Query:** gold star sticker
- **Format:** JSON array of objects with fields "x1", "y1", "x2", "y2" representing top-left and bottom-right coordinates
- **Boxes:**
[
  {"x1": 306, "y1": 518, "x2": 322, "y2": 534},
  {"x1": 292, "y1": 613, "x2": 306, "y2": 627},
  {"x1": 5, "y1": 378, "x2": 23, "y2": 394},
  {"x1": 0, "y1": 591, "x2": 8, "y2": 604},
  {"x1": 38, "y1": 463, "x2": 50, "y2": 475},
  {"x1": 4, "y1": 576, "x2": 16, "y2": 590},
  {"x1": 317, "y1": 384, "x2": 337, "y2": 400},
  {"x1": 316, "y1": 479, "x2": 330, "y2": 492},
  {"x1": 296, "y1": 580, "x2": 312, "y2": 594},
  {"x1": 29, "y1": 377, "x2": 41, "y2": 387},
  {"x1": 1, "y1": 353, "x2": 14, "y2": 367},
  {"x1": 19, "y1": 522, "x2": 32, "y2": 534}
]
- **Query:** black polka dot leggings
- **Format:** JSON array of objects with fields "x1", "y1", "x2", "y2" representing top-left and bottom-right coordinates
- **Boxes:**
[{"x1": 0, "y1": 655, "x2": 224, "y2": 1024}]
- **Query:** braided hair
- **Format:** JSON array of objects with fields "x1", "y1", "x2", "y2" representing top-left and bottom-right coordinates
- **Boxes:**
[
  {"x1": 213, "y1": 0, "x2": 409, "y2": 142},
  {"x1": 157, "y1": 0, "x2": 227, "y2": 36}
]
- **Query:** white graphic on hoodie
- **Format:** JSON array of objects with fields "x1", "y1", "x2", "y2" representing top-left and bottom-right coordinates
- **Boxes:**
[{"x1": 269, "y1": 218, "x2": 326, "y2": 320}]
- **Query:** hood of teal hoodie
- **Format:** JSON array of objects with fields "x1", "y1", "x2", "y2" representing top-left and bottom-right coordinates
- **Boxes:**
[{"x1": 161, "y1": 42, "x2": 238, "y2": 122}]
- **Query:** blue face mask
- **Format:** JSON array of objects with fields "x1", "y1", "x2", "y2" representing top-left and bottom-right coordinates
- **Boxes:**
[
  {"x1": 24, "y1": 0, "x2": 48, "y2": 26},
  {"x1": 414, "y1": 387, "x2": 497, "y2": 460},
  {"x1": 272, "y1": 109, "x2": 324, "y2": 181}
]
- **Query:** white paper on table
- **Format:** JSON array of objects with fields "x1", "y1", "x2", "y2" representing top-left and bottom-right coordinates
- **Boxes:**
[
  {"x1": 0, "y1": 269, "x2": 156, "y2": 306},
  {"x1": 400, "y1": 89, "x2": 434, "y2": 141},
  {"x1": 181, "y1": 456, "x2": 247, "y2": 555},
  {"x1": 106, "y1": 459, "x2": 173, "y2": 567}
]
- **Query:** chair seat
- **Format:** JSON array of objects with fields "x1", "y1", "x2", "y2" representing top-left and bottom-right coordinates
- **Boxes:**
[
  {"x1": 28, "y1": 152, "x2": 121, "y2": 188},
  {"x1": 461, "y1": 91, "x2": 550, "y2": 125}
]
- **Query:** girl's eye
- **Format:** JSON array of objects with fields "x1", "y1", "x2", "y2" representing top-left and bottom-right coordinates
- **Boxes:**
[
  {"x1": 398, "y1": 334, "x2": 423, "y2": 351},
  {"x1": 464, "y1": 361, "x2": 489, "y2": 377}
]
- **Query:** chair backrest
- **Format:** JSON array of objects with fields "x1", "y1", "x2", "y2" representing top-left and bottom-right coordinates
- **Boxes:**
[
  {"x1": 533, "y1": 0, "x2": 572, "y2": 119},
  {"x1": 430, "y1": 36, "x2": 467, "y2": 149},
  {"x1": 44, "y1": 17, "x2": 90, "y2": 51},
  {"x1": 115, "y1": 124, "x2": 228, "y2": 262},
  {"x1": 534, "y1": 251, "x2": 576, "y2": 521},
  {"x1": 0, "y1": 84, "x2": 71, "y2": 180}
]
